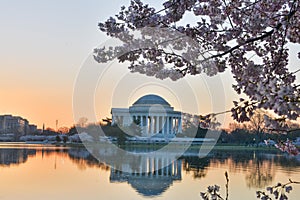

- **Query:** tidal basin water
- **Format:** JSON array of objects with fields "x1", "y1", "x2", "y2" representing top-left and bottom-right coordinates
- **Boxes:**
[{"x1": 0, "y1": 143, "x2": 300, "y2": 200}]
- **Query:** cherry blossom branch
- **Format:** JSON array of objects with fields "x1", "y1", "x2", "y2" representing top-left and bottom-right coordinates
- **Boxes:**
[
  {"x1": 96, "y1": 0, "x2": 300, "y2": 123},
  {"x1": 210, "y1": 26, "x2": 276, "y2": 60},
  {"x1": 221, "y1": 0, "x2": 234, "y2": 29},
  {"x1": 257, "y1": 179, "x2": 300, "y2": 200},
  {"x1": 291, "y1": 69, "x2": 300, "y2": 75},
  {"x1": 266, "y1": 127, "x2": 300, "y2": 133},
  {"x1": 204, "y1": 1, "x2": 297, "y2": 61}
]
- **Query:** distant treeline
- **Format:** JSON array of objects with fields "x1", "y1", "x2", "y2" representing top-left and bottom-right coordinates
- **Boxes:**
[
  {"x1": 19, "y1": 120, "x2": 300, "y2": 145},
  {"x1": 64, "y1": 123, "x2": 300, "y2": 145},
  {"x1": 178, "y1": 125, "x2": 300, "y2": 145}
]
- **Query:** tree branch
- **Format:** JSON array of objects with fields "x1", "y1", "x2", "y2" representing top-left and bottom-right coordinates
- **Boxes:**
[{"x1": 209, "y1": 28, "x2": 275, "y2": 60}]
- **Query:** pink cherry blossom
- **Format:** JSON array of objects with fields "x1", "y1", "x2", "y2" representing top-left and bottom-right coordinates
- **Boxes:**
[{"x1": 94, "y1": 0, "x2": 300, "y2": 124}]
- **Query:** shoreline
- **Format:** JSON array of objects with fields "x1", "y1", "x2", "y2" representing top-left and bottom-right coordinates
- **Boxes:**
[{"x1": 0, "y1": 141, "x2": 280, "y2": 151}]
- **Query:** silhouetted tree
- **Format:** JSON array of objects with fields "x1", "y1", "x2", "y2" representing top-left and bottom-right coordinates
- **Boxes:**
[
  {"x1": 55, "y1": 135, "x2": 61, "y2": 142},
  {"x1": 68, "y1": 126, "x2": 78, "y2": 135}
]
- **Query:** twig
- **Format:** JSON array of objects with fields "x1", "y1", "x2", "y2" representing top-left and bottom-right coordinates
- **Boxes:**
[{"x1": 225, "y1": 171, "x2": 229, "y2": 200}]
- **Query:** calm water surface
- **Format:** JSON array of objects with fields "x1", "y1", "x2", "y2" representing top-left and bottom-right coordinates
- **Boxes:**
[{"x1": 0, "y1": 143, "x2": 299, "y2": 200}]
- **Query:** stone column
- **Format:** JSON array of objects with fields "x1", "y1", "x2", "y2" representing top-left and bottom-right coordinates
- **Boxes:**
[
  {"x1": 153, "y1": 116, "x2": 156, "y2": 133},
  {"x1": 160, "y1": 158, "x2": 163, "y2": 176},
  {"x1": 116, "y1": 115, "x2": 119, "y2": 125},
  {"x1": 171, "y1": 116, "x2": 174, "y2": 134},
  {"x1": 177, "y1": 160, "x2": 182, "y2": 178},
  {"x1": 161, "y1": 116, "x2": 165, "y2": 135},
  {"x1": 166, "y1": 160, "x2": 169, "y2": 175},
  {"x1": 155, "y1": 158, "x2": 159, "y2": 176},
  {"x1": 120, "y1": 115, "x2": 124, "y2": 126},
  {"x1": 156, "y1": 116, "x2": 159, "y2": 134},
  {"x1": 142, "y1": 158, "x2": 146, "y2": 173},
  {"x1": 174, "y1": 161, "x2": 178, "y2": 176},
  {"x1": 166, "y1": 116, "x2": 169, "y2": 135},
  {"x1": 178, "y1": 116, "x2": 182, "y2": 133},
  {"x1": 149, "y1": 116, "x2": 153, "y2": 135},
  {"x1": 174, "y1": 117, "x2": 177, "y2": 133},
  {"x1": 134, "y1": 115, "x2": 137, "y2": 125},
  {"x1": 170, "y1": 117, "x2": 173, "y2": 134},
  {"x1": 145, "y1": 115, "x2": 148, "y2": 136},
  {"x1": 172, "y1": 160, "x2": 176, "y2": 176},
  {"x1": 111, "y1": 115, "x2": 115, "y2": 126},
  {"x1": 148, "y1": 157, "x2": 152, "y2": 174},
  {"x1": 139, "y1": 116, "x2": 143, "y2": 136},
  {"x1": 154, "y1": 116, "x2": 156, "y2": 134}
]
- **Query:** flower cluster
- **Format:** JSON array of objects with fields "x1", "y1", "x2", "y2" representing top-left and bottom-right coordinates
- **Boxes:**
[
  {"x1": 200, "y1": 185, "x2": 223, "y2": 200},
  {"x1": 181, "y1": 113, "x2": 221, "y2": 130},
  {"x1": 201, "y1": 172, "x2": 299, "y2": 200},
  {"x1": 200, "y1": 171, "x2": 229, "y2": 200},
  {"x1": 257, "y1": 180, "x2": 297, "y2": 200},
  {"x1": 274, "y1": 139, "x2": 299, "y2": 156},
  {"x1": 199, "y1": 114, "x2": 221, "y2": 129},
  {"x1": 182, "y1": 113, "x2": 200, "y2": 128},
  {"x1": 263, "y1": 115, "x2": 290, "y2": 134},
  {"x1": 231, "y1": 98, "x2": 256, "y2": 122}
]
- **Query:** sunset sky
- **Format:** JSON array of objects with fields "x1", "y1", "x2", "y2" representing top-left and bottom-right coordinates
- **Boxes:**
[
  {"x1": 0, "y1": 0, "x2": 124, "y2": 128},
  {"x1": 1, "y1": 1, "x2": 299, "y2": 129}
]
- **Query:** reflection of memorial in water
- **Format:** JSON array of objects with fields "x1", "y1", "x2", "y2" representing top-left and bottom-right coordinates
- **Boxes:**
[
  {"x1": 110, "y1": 158, "x2": 182, "y2": 197},
  {"x1": 69, "y1": 146, "x2": 183, "y2": 196},
  {"x1": 1, "y1": 144, "x2": 300, "y2": 197}
]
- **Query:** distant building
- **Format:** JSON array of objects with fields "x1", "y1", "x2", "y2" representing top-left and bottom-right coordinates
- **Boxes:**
[
  {"x1": 28, "y1": 124, "x2": 37, "y2": 134},
  {"x1": 111, "y1": 94, "x2": 182, "y2": 139},
  {"x1": 0, "y1": 114, "x2": 34, "y2": 135}
]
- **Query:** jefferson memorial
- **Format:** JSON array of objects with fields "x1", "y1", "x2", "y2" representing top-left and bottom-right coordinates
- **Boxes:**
[{"x1": 111, "y1": 94, "x2": 182, "y2": 138}]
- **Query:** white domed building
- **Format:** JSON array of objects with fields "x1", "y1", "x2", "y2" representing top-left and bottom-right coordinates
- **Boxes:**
[{"x1": 111, "y1": 94, "x2": 182, "y2": 138}]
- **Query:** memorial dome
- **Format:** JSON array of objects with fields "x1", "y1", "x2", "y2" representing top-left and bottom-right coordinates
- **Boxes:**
[{"x1": 133, "y1": 94, "x2": 170, "y2": 106}]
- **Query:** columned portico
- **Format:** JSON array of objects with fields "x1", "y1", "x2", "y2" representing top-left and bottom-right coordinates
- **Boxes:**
[{"x1": 111, "y1": 94, "x2": 182, "y2": 138}]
